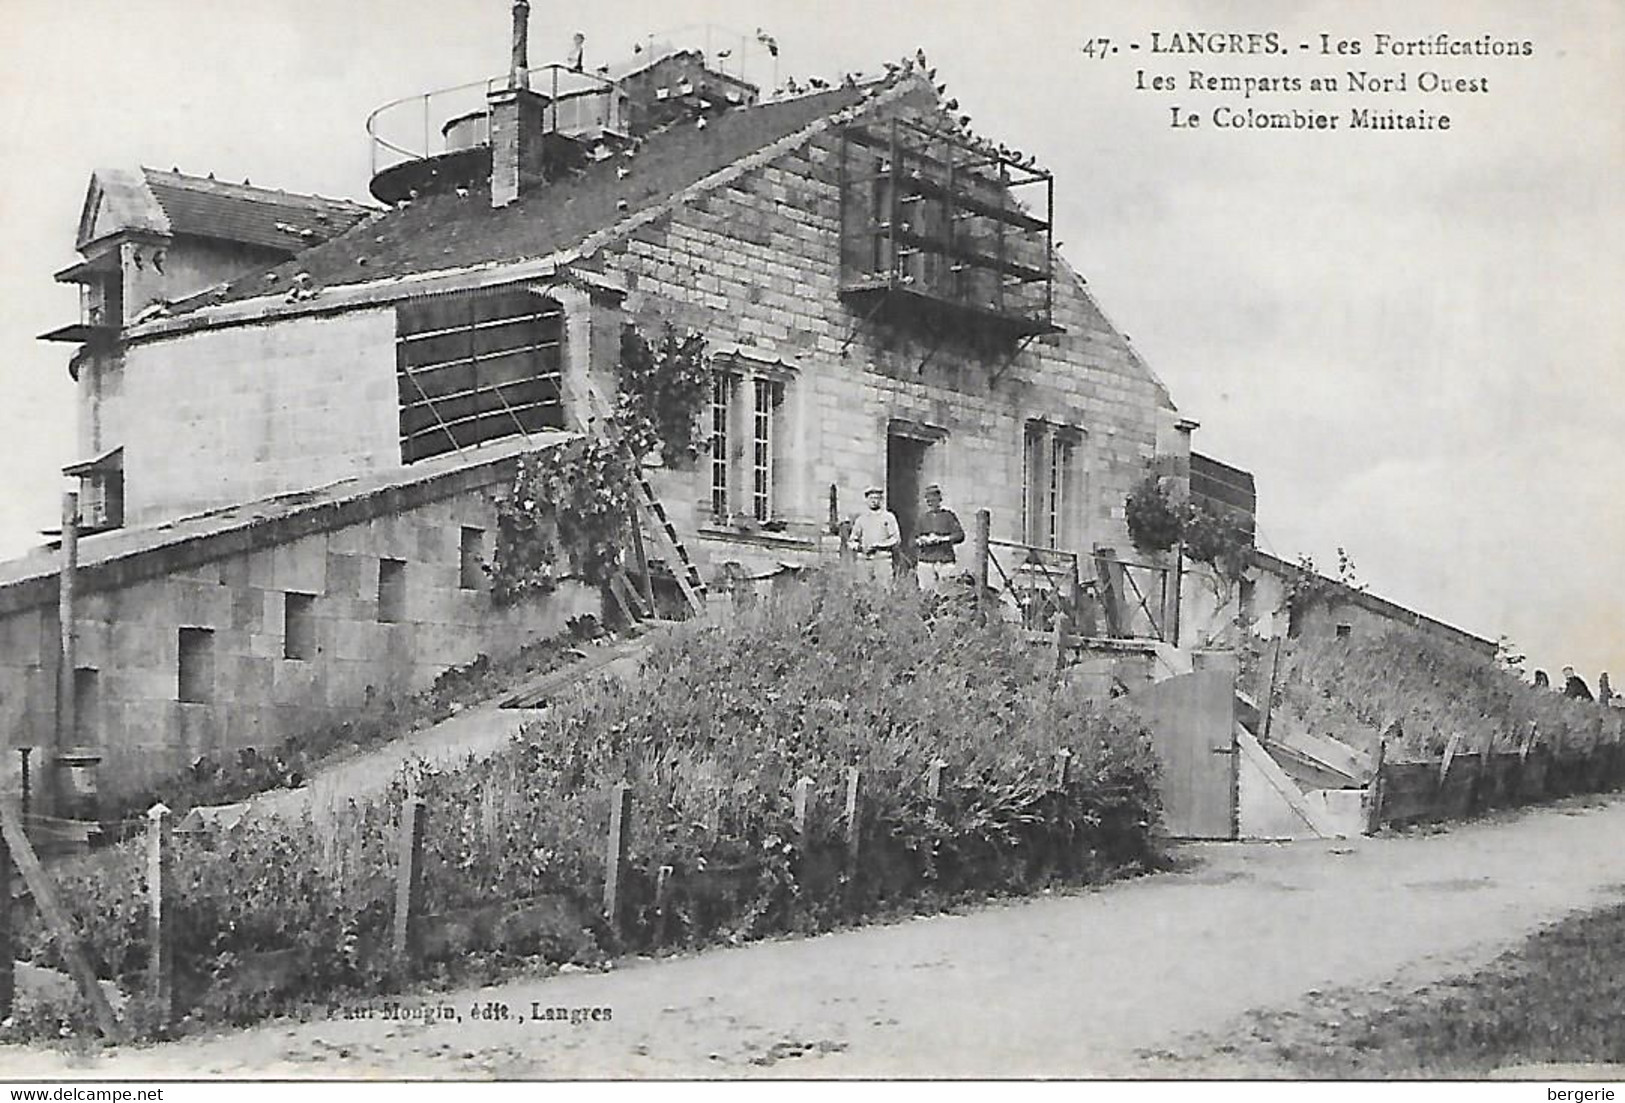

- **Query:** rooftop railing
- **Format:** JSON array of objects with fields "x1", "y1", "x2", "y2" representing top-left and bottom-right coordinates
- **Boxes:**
[{"x1": 366, "y1": 64, "x2": 621, "y2": 177}]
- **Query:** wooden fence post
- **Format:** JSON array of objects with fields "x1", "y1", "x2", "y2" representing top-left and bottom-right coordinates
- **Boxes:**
[
  {"x1": 653, "y1": 864, "x2": 673, "y2": 945},
  {"x1": 603, "y1": 782, "x2": 631, "y2": 939},
  {"x1": 1054, "y1": 749, "x2": 1073, "y2": 789},
  {"x1": 1051, "y1": 613, "x2": 1069, "y2": 672},
  {"x1": 843, "y1": 767, "x2": 861, "y2": 870},
  {"x1": 1260, "y1": 638, "x2": 1285, "y2": 745},
  {"x1": 56, "y1": 493, "x2": 80, "y2": 809},
  {"x1": 1475, "y1": 733, "x2": 1495, "y2": 812},
  {"x1": 1364, "y1": 738, "x2": 1388, "y2": 835},
  {"x1": 1438, "y1": 732, "x2": 1462, "y2": 786},
  {"x1": 18, "y1": 748, "x2": 30, "y2": 820},
  {"x1": 392, "y1": 796, "x2": 426, "y2": 975},
  {"x1": 0, "y1": 828, "x2": 12, "y2": 1020},
  {"x1": 1092, "y1": 547, "x2": 1125, "y2": 638},
  {"x1": 628, "y1": 517, "x2": 656, "y2": 616},
  {"x1": 792, "y1": 777, "x2": 814, "y2": 854},
  {"x1": 972, "y1": 511, "x2": 991, "y2": 622},
  {"x1": 0, "y1": 800, "x2": 121, "y2": 1040},
  {"x1": 146, "y1": 803, "x2": 173, "y2": 1030},
  {"x1": 925, "y1": 760, "x2": 945, "y2": 805}
]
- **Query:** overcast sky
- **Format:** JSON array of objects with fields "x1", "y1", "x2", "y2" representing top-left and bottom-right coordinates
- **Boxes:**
[{"x1": 1, "y1": 0, "x2": 1620, "y2": 681}]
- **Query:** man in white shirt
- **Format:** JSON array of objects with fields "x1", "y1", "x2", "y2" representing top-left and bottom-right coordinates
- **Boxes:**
[{"x1": 849, "y1": 486, "x2": 900, "y2": 585}]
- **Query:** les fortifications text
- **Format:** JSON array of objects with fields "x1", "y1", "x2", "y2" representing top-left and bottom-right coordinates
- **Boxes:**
[{"x1": 1079, "y1": 31, "x2": 1538, "y2": 132}]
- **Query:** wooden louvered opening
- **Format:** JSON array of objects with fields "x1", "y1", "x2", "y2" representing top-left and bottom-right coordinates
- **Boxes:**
[{"x1": 395, "y1": 289, "x2": 565, "y2": 463}]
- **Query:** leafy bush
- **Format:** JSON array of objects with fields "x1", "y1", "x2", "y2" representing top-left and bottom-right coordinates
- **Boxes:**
[
  {"x1": 1123, "y1": 474, "x2": 1252, "y2": 580},
  {"x1": 20, "y1": 573, "x2": 1162, "y2": 1038},
  {"x1": 1125, "y1": 474, "x2": 1183, "y2": 556},
  {"x1": 1181, "y1": 502, "x2": 1252, "y2": 581}
]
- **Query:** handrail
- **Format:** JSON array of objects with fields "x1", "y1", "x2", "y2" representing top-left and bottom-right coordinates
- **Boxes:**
[
  {"x1": 985, "y1": 540, "x2": 1085, "y2": 631},
  {"x1": 1119, "y1": 565, "x2": 1161, "y2": 640},
  {"x1": 366, "y1": 64, "x2": 622, "y2": 176}
]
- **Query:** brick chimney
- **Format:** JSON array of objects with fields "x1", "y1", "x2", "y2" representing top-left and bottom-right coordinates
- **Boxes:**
[{"x1": 490, "y1": 0, "x2": 547, "y2": 208}]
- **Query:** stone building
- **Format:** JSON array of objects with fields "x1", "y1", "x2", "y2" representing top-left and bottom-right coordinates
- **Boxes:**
[
  {"x1": 9, "y1": 11, "x2": 1196, "y2": 806},
  {"x1": 44, "y1": 169, "x2": 374, "y2": 531},
  {"x1": 0, "y1": 438, "x2": 595, "y2": 802},
  {"x1": 1179, "y1": 452, "x2": 1494, "y2": 658}
]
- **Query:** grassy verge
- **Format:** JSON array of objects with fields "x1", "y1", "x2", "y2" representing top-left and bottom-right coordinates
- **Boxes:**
[{"x1": 1146, "y1": 897, "x2": 1625, "y2": 1077}]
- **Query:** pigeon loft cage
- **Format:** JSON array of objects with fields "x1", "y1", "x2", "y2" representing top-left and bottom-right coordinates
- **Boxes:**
[{"x1": 838, "y1": 116, "x2": 1058, "y2": 347}]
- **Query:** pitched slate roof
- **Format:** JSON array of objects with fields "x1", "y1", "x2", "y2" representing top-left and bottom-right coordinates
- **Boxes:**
[
  {"x1": 141, "y1": 168, "x2": 374, "y2": 253},
  {"x1": 207, "y1": 86, "x2": 869, "y2": 307}
]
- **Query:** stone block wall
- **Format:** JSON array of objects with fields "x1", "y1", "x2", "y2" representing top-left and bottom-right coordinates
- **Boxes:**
[
  {"x1": 0, "y1": 449, "x2": 597, "y2": 806},
  {"x1": 1244, "y1": 558, "x2": 1493, "y2": 658},
  {"x1": 585, "y1": 99, "x2": 1181, "y2": 583}
]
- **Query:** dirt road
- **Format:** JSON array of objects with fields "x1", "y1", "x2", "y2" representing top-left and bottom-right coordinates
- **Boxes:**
[{"x1": 12, "y1": 794, "x2": 1625, "y2": 1079}]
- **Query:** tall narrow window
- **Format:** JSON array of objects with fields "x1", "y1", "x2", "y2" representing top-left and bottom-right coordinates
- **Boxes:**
[
  {"x1": 1022, "y1": 422, "x2": 1048, "y2": 546},
  {"x1": 378, "y1": 558, "x2": 406, "y2": 622},
  {"x1": 284, "y1": 592, "x2": 316, "y2": 660},
  {"x1": 1047, "y1": 436, "x2": 1074, "y2": 549},
  {"x1": 460, "y1": 527, "x2": 485, "y2": 590},
  {"x1": 1024, "y1": 422, "x2": 1080, "y2": 549},
  {"x1": 710, "y1": 374, "x2": 734, "y2": 518},
  {"x1": 751, "y1": 379, "x2": 781, "y2": 522},
  {"x1": 178, "y1": 628, "x2": 215, "y2": 703}
]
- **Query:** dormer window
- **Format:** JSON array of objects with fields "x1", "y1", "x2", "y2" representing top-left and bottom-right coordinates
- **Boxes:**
[
  {"x1": 41, "y1": 253, "x2": 122, "y2": 346},
  {"x1": 63, "y1": 447, "x2": 124, "y2": 533},
  {"x1": 82, "y1": 277, "x2": 122, "y2": 330}
]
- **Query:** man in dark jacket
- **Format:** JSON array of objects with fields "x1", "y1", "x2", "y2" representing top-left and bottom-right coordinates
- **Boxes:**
[
  {"x1": 913, "y1": 484, "x2": 965, "y2": 592},
  {"x1": 1562, "y1": 666, "x2": 1595, "y2": 701}
]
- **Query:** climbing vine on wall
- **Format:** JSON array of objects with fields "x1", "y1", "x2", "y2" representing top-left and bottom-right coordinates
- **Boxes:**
[
  {"x1": 487, "y1": 439, "x2": 638, "y2": 605},
  {"x1": 488, "y1": 322, "x2": 711, "y2": 604},
  {"x1": 1281, "y1": 547, "x2": 1368, "y2": 628},
  {"x1": 614, "y1": 323, "x2": 712, "y2": 465},
  {"x1": 1181, "y1": 502, "x2": 1253, "y2": 582}
]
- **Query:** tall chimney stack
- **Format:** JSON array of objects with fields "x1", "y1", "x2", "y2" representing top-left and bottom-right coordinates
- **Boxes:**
[
  {"x1": 490, "y1": 0, "x2": 545, "y2": 207},
  {"x1": 509, "y1": 0, "x2": 530, "y2": 91}
]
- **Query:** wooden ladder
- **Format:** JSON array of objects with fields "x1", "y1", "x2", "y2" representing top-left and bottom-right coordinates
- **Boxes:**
[
  {"x1": 631, "y1": 470, "x2": 708, "y2": 616},
  {"x1": 584, "y1": 387, "x2": 707, "y2": 618}
]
